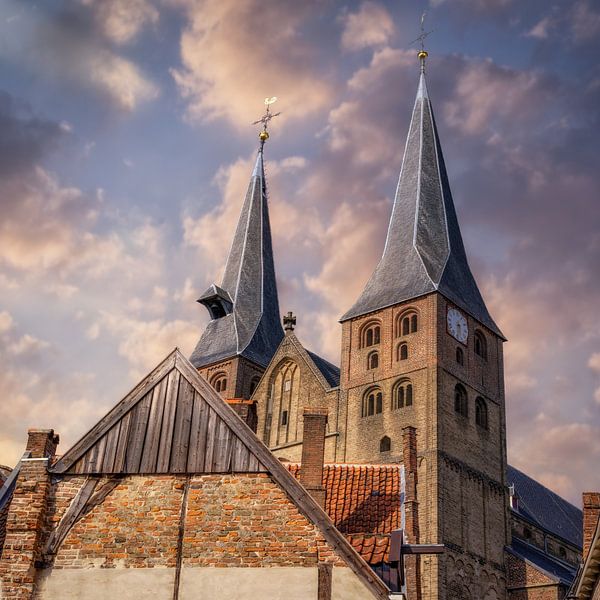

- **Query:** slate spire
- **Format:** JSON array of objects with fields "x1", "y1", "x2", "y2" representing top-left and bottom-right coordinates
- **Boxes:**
[
  {"x1": 341, "y1": 66, "x2": 503, "y2": 337},
  {"x1": 190, "y1": 142, "x2": 284, "y2": 368}
]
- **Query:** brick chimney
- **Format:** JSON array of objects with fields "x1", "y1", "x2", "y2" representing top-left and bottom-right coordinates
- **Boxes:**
[
  {"x1": 300, "y1": 407, "x2": 328, "y2": 509},
  {"x1": 402, "y1": 426, "x2": 421, "y2": 600},
  {"x1": 0, "y1": 429, "x2": 59, "y2": 599},
  {"x1": 583, "y1": 492, "x2": 600, "y2": 560}
]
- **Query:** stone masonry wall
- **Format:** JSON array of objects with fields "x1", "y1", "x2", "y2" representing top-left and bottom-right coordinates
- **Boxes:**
[{"x1": 505, "y1": 550, "x2": 564, "y2": 600}]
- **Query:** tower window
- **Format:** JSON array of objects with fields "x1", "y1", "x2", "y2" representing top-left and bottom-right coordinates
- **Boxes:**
[
  {"x1": 475, "y1": 397, "x2": 488, "y2": 429},
  {"x1": 249, "y1": 376, "x2": 261, "y2": 395},
  {"x1": 392, "y1": 380, "x2": 413, "y2": 409},
  {"x1": 362, "y1": 388, "x2": 383, "y2": 417},
  {"x1": 474, "y1": 330, "x2": 488, "y2": 360},
  {"x1": 210, "y1": 373, "x2": 228, "y2": 393},
  {"x1": 454, "y1": 384, "x2": 468, "y2": 417},
  {"x1": 281, "y1": 410, "x2": 288, "y2": 426},
  {"x1": 361, "y1": 321, "x2": 381, "y2": 348},
  {"x1": 523, "y1": 527, "x2": 532, "y2": 540},
  {"x1": 559, "y1": 546, "x2": 566, "y2": 559},
  {"x1": 379, "y1": 436, "x2": 391, "y2": 453},
  {"x1": 398, "y1": 342, "x2": 408, "y2": 361},
  {"x1": 367, "y1": 351, "x2": 379, "y2": 370},
  {"x1": 456, "y1": 347, "x2": 464, "y2": 365},
  {"x1": 397, "y1": 310, "x2": 418, "y2": 337}
]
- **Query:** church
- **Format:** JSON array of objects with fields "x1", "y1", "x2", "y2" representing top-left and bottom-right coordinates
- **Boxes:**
[{"x1": 0, "y1": 49, "x2": 585, "y2": 600}]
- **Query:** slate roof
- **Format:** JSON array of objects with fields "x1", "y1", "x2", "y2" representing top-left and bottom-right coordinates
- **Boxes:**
[
  {"x1": 190, "y1": 147, "x2": 284, "y2": 369},
  {"x1": 341, "y1": 71, "x2": 503, "y2": 338},
  {"x1": 508, "y1": 465, "x2": 583, "y2": 548},
  {"x1": 508, "y1": 538, "x2": 578, "y2": 586},
  {"x1": 306, "y1": 350, "x2": 340, "y2": 388},
  {"x1": 287, "y1": 463, "x2": 403, "y2": 567}
]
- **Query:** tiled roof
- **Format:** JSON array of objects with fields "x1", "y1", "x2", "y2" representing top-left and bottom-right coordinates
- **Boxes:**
[
  {"x1": 305, "y1": 350, "x2": 340, "y2": 388},
  {"x1": 509, "y1": 538, "x2": 578, "y2": 587},
  {"x1": 508, "y1": 465, "x2": 583, "y2": 548},
  {"x1": 288, "y1": 463, "x2": 403, "y2": 536},
  {"x1": 347, "y1": 534, "x2": 390, "y2": 564}
]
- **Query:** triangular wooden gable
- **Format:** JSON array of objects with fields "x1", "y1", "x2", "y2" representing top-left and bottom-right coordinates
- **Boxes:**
[{"x1": 51, "y1": 349, "x2": 266, "y2": 475}]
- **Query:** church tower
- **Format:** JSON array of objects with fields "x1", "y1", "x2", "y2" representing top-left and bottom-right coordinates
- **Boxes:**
[
  {"x1": 338, "y1": 52, "x2": 509, "y2": 598},
  {"x1": 190, "y1": 129, "x2": 284, "y2": 399}
]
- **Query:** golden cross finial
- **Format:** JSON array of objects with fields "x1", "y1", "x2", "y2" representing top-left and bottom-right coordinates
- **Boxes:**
[
  {"x1": 252, "y1": 97, "x2": 281, "y2": 145},
  {"x1": 410, "y1": 11, "x2": 434, "y2": 72}
]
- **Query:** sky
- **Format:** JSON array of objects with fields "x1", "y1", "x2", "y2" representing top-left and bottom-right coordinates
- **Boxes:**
[{"x1": 0, "y1": 0, "x2": 599, "y2": 507}]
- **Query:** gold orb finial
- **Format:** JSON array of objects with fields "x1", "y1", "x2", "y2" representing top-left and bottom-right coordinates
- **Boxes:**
[
  {"x1": 418, "y1": 50, "x2": 428, "y2": 61},
  {"x1": 259, "y1": 130, "x2": 269, "y2": 142}
]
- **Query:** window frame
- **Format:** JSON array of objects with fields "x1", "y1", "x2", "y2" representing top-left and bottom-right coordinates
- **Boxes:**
[{"x1": 454, "y1": 384, "x2": 468, "y2": 418}]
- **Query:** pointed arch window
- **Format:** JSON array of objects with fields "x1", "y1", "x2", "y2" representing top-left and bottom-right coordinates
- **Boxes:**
[
  {"x1": 392, "y1": 379, "x2": 413, "y2": 410},
  {"x1": 398, "y1": 342, "x2": 408, "y2": 361},
  {"x1": 397, "y1": 310, "x2": 418, "y2": 337},
  {"x1": 380, "y1": 436, "x2": 391, "y2": 453},
  {"x1": 456, "y1": 347, "x2": 464, "y2": 365},
  {"x1": 361, "y1": 321, "x2": 381, "y2": 348},
  {"x1": 454, "y1": 384, "x2": 468, "y2": 417},
  {"x1": 249, "y1": 376, "x2": 261, "y2": 396},
  {"x1": 367, "y1": 351, "x2": 379, "y2": 370},
  {"x1": 210, "y1": 373, "x2": 228, "y2": 393},
  {"x1": 475, "y1": 397, "x2": 488, "y2": 429},
  {"x1": 362, "y1": 388, "x2": 383, "y2": 417},
  {"x1": 474, "y1": 330, "x2": 488, "y2": 361}
]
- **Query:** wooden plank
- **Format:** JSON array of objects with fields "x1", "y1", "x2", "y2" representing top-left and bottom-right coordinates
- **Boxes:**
[
  {"x1": 170, "y1": 378, "x2": 194, "y2": 473},
  {"x1": 140, "y1": 376, "x2": 168, "y2": 473},
  {"x1": 92, "y1": 434, "x2": 108, "y2": 473},
  {"x1": 125, "y1": 392, "x2": 153, "y2": 473},
  {"x1": 212, "y1": 420, "x2": 233, "y2": 472},
  {"x1": 101, "y1": 424, "x2": 120, "y2": 474},
  {"x1": 187, "y1": 392, "x2": 209, "y2": 473},
  {"x1": 112, "y1": 412, "x2": 132, "y2": 473},
  {"x1": 44, "y1": 479, "x2": 98, "y2": 557},
  {"x1": 202, "y1": 408, "x2": 218, "y2": 472},
  {"x1": 231, "y1": 437, "x2": 250, "y2": 472},
  {"x1": 51, "y1": 351, "x2": 177, "y2": 473},
  {"x1": 156, "y1": 370, "x2": 180, "y2": 472}
]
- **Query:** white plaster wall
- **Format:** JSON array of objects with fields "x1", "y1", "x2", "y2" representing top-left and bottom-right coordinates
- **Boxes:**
[
  {"x1": 180, "y1": 566, "x2": 318, "y2": 599},
  {"x1": 332, "y1": 567, "x2": 378, "y2": 600}
]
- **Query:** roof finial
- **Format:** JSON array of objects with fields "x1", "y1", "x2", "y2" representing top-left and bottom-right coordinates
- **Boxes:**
[
  {"x1": 252, "y1": 97, "x2": 281, "y2": 147},
  {"x1": 410, "y1": 11, "x2": 434, "y2": 73},
  {"x1": 283, "y1": 311, "x2": 296, "y2": 333}
]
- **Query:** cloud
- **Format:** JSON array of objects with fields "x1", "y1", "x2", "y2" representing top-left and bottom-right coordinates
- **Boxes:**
[
  {"x1": 2, "y1": 2, "x2": 158, "y2": 112},
  {"x1": 571, "y1": 1, "x2": 600, "y2": 42},
  {"x1": 339, "y1": 2, "x2": 394, "y2": 52},
  {"x1": 589, "y1": 353, "x2": 600, "y2": 373},
  {"x1": 0, "y1": 311, "x2": 14, "y2": 334},
  {"x1": 170, "y1": 0, "x2": 334, "y2": 127},
  {"x1": 80, "y1": 0, "x2": 159, "y2": 45}
]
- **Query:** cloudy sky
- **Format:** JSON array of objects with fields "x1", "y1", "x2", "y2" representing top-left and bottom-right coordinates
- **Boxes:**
[{"x1": 0, "y1": 0, "x2": 599, "y2": 506}]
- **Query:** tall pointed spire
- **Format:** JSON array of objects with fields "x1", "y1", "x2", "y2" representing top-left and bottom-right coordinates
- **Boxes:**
[
  {"x1": 190, "y1": 139, "x2": 284, "y2": 368},
  {"x1": 341, "y1": 60, "x2": 503, "y2": 337}
]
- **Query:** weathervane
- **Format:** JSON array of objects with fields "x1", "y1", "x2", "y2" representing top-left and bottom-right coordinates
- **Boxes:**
[
  {"x1": 252, "y1": 97, "x2": 281, "y2": 145},
  {"x1": 410, "y1": 11, "x2": 434, "y2": 72}
]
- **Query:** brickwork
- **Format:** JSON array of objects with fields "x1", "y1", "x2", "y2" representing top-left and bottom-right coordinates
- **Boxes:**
[
  {"x1": 299, "y1": 408, "x2": 328, "y2": 508},
  {"x1": 226, "y1": 399, "x2": 258, "y2": 431},
  {"x1": 505, "y1": 550, "x2": 564, "y2": 600},
  {"x1": 199, "y1": 356, "x2": 264, "y2": 401},
  {"x1": 583, "y1": 492, "x2": 600, "y2": 560},
  {"x1": 0, "y1": 430, "x2": 58, "y2": 600}
]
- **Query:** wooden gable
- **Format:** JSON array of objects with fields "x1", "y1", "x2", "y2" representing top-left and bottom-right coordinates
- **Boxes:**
[{"x1": 51, "y1": 349, "x2": 266, "y2": 475}]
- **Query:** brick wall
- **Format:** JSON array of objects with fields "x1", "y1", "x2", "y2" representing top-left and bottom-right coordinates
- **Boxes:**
[
  {"x1": 505, "y1": 550, "x2": 563, "y2": 600},
  {"x1": 583, "y1": 492, "x2": 600, "y2": 560}
]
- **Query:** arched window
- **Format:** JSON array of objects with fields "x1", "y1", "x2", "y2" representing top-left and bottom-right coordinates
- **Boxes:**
[
  {"x1": 558, "y1": 546, "x2": 566, "y2": 559},
  {"x1": 362, "y1": 388, "x2": 383, "y2": 417},
  {"x1": 523, "y1": 527, "x2": 532, "y2": 540},
  {"x1": 456, "y1": 347, "x2": 464, "y2": 365},
  {"x1": 380, "y1": 436, "x2": 391, "y2": 453},
  {"x1": 367, "y1": 351, "x2": 379, "y2": 370},
  {"x1": 392, "y1": 380, "x2": 413, "y2": 410},
  {"x1": 398, "y1": 310, "x2": 418, "y2": 337},
  {"x1": 475, "y1": 397, "x2": 488, "y2": 429},
  {"x1": 210, "y1": 373, "x2": 228, "y2": 393},
  {"x1": 398, "y1": 342, "x2": 408, "y2": 361},
  {"x1": 454, "y1": 384, "x2": 468, "y2": 417},
  {"x1": 361, "y1": 321, "x2": 381, "y2": 348},
  {"x1": 249, "y1": 376, "x2": 261, "y2": 395},
  {"x1": 474, "y1": 330, "x2": 488, "y2": 360}
]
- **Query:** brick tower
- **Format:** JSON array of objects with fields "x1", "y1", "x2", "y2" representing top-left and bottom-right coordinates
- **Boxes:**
[
  {"x1": 189, "y1": 133, "x2": 284, "y2": 399},
  {"x1": 337, "y1": 53, "x2": 509, "y2": 599}
]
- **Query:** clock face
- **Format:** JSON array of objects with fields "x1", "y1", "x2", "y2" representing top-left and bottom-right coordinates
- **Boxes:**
[{"x1": 447, "y1": 308, "x2": 468, "y2": 344}]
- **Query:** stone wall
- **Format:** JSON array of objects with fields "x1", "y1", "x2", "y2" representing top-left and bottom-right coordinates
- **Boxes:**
[{"x1": 505, "y1": 550, "x2": 565, "y2": 600}]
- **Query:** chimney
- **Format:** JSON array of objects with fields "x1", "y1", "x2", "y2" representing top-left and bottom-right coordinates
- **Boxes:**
[
  {"x1": 300, "y1": 407, "x2": 328, "y2": 509},
  {"x1": 583, "y1": 492, "x2": 600, "y2": 560},
  {"x1": 0, "y1": 429, "x2": 59, "y2": 597},
  {"x1": 402, "y1": 426, "x2": 421, "y2": 600}
]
